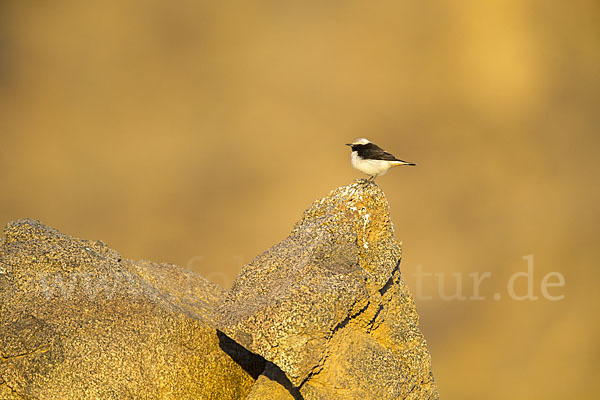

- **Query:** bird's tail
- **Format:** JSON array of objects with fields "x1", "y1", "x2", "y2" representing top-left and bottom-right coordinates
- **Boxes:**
[{"x1": 392, "y1": 160, "x2": 417, "y2": 166}]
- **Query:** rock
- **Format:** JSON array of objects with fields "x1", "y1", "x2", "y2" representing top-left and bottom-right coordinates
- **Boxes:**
[
  {"x1": 0, "y1": 180, "x2": 438, "y2": 399},
  {"x1": 0, "y1": 219, "x2": 263, "y2": 399},
  {"x1": 217, "y1": 180, "x2": 439, "y2": 399}
]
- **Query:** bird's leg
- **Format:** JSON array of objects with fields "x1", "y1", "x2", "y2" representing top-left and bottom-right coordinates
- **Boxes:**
[{"x1": 369, "y1": 176, "x2": 375, "y2": 182}]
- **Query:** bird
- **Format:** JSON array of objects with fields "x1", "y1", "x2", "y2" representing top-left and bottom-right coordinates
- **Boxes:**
[{"x1": 345, "y1": 138, "x2": 416, "y2": 181}]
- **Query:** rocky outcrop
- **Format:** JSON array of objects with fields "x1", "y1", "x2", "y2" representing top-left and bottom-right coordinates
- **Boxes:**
[
  {"x1": 218, "y1": 180, "x2": 438, "y2": 399},
  {"x1": 0, "y1": 220, "x2": 262, "y2": 399},
  {"x1": 0, "y1": 180, "x2": 437, "y2": 399}
]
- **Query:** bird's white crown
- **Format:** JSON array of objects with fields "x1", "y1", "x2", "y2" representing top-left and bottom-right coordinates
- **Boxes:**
[{"x1": 351, "y1": 138, "x2": 371, "y2": 145}]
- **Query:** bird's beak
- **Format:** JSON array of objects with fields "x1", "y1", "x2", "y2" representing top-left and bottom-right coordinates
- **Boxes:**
[{"x1": 345, "y1": 143, "x2": 352, "y2": 147}]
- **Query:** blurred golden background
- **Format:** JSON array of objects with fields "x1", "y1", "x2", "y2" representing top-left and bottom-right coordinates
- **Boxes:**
[{"x1": 1, "y1": 1, "x2": 598, "y2": 398}]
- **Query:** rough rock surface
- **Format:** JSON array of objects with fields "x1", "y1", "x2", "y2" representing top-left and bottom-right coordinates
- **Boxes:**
[
  {"x1": 0, "y1": 220, "x2": 262, "y2": 399},
  {"x1": 0, "y1": 180, "x2": 438, "y2": 399},
  {"x1": 217, "y1": 180, "x2": 439, "y2": 399}
]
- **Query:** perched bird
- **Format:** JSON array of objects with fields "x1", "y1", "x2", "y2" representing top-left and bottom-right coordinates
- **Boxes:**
[{"x1": 346, "y1": 138, "x2": 416, "y2": 181}]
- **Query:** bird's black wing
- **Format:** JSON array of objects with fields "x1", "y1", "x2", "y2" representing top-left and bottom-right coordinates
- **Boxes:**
[{"x1": 358, "y1": 143, "x2": 401, "y2": 161}]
